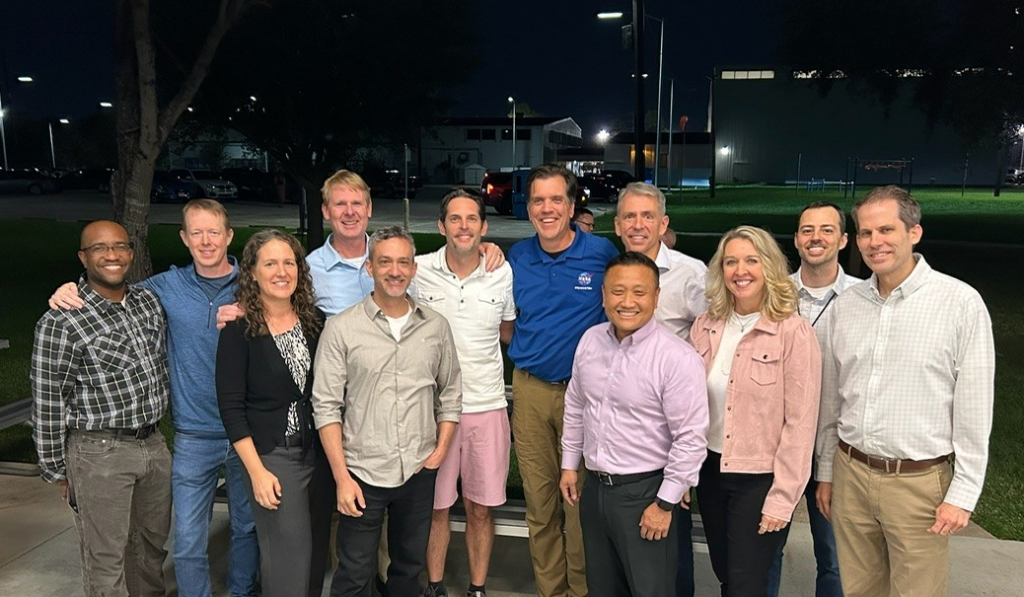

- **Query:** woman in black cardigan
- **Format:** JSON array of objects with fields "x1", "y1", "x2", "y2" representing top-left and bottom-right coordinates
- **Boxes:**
[{"x1": 216, "y1": 229, "x2": 328, "y2": 597}]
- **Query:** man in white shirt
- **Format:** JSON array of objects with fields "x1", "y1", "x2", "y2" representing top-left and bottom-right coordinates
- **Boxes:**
[
  {"x1": 414, "y1": 189, "x2": 516, "y2": 597},
  {"x1": 612, "y1": 181, "x2": 707, "y2": 597},
  {"x1": 816, "y1": 186, "x2": 995, "y2": 597},
  {"x1": 767, "y1": 201, "x2": 859, "y2": 597}
]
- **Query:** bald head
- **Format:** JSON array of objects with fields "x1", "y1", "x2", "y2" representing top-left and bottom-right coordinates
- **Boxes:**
[
  {"x1": 79, "y1": 220, "x2": 133, "y2": 301},
  {"x1": 80, "y1": 220, "x2": 129, "y2": 248}
]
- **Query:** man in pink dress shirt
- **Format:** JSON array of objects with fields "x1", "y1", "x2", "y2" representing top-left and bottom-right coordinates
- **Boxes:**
[{"x1": 559, "y1": 252, "x2": 709, "y2": 597}]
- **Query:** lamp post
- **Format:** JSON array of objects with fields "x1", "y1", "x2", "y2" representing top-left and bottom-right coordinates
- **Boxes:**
[
  {"x1": 648, "y1": 14, "x2": 665, "y2": 186},
  {"x1": 598, "y1": 4, "x2": 651, "y2": 181},
  {"x1": 0, "y1": 90, "x2": 8, "y2": 170},
  {"x1": 508, "y1": 96, "x2": 516, "y2": 170},
  {"x1": 48, "y1": 118, "x2": 70, "y2": 170},
  {"x1": 665, "y1": 78, "x2": 674, "y2": 189}
]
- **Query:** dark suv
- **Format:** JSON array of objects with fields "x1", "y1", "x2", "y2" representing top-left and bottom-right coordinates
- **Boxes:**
[{"x1": 360, "y1": 167, "x2": 421, "y2": 199}]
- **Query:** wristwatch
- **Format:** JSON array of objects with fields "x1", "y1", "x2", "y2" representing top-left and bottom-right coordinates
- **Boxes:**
[{"x1": 655, "y1": 498, "x2": 674, "y2": 512}]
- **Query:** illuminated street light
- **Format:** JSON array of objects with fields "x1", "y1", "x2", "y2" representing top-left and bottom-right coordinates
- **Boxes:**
[
  {"x1": 249, "y1": 95, "x2": 257, "y2": 102},
  {"x1": 17, "y1": 76, "x2": 33, "y2": 83},
  {"x1": 508, "y1": 96, "x2": 516, "y2": 169},
  {"x1": 596, "y1": 11, "x2": 624, "y2": 18},
  {"x1": 99, "y1": 102, "x2": 113, "y2": 108},
  {"x1": 49, "y1": 119, "x2": 70, "y2": 169},
  {"x1": 58, "y1": 118, "x2": 70, "y2": 124},
  {"x1": 597, "y1": 129, "x2": 611, "y2": 144}
]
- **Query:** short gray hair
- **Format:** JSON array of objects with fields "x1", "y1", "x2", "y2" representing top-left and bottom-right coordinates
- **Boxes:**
[
  {"x1": 617, "y1": 182, "x2": 666, "y2": 216},
  {"x1": 368, "y1": 226, "x2": 416, "y2": 259}
]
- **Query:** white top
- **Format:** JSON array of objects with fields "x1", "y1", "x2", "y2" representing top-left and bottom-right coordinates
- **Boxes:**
[
  {"x1": 706, "y1": 311, "x2": 760, "y2": 452},
  {"x1": 653, "y1": 242, "x2": 708, "y2": 340},
  {"x1": 385, "y1": 310, "x2": 411, "y2": 342},
  {"x1": 791, "y1": 266, "x2": 860, "y2": 347},
  {"x1": 816, "y1": 255, "x2": 995, "y2": 511},
  {"x1": 412, "y1": 246, "x2": 516, "y2": 413}
]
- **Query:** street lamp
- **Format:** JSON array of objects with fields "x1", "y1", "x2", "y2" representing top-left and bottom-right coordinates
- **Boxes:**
[
  {"x1": 598, "y1": 4, "x2": 652, "y2": 181},
  {"x1": 508, "y1": 96, "x2": 516, "y2": 169},
  {"x1": 16, "y1": 76, "x2": 33, "y2": 83},
  {"x1": 49, "y1": 119, "x2": 70, "y2": 170},
  {"x1": 1018, "y1": 124, "x2": 1024, "y2": 171},
  {"x1": 596, "y1": 129, "x2": 611, "y2": 144},
  {"x1": 99, "y1": 102, "x2": 113, "y2": 108},
  {"x1": 0, "y1": 93, "x2": 7, "y2": 170}
]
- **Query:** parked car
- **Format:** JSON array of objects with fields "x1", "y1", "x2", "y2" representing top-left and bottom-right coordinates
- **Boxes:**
[
  {"x1": 152, "y1": 171, "x2": 199, "y2": 203},
  {"x1": 480, "y1": 171, "x2": 513, "y2": 215},
  {"x1": 170, "y1": 169, "x2": 238, "y2": 201},
  {"x1": 219, "y1": 167, "x2": 272, "y2": 200},
  {"x1": 59, "y1": 168, "x2": 115, "y2": 192},
  {"x1": 359, "y1": 166, "x2": 421, "y2": 199},
  {"x1": 581, "y1": 169, "x2": 636, "y2": 202},
  {"x1": 0, "y1": 169, "x2": 61, "y2": 195}
]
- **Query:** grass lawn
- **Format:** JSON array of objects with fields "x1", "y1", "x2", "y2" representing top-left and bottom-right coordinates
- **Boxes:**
[{"x1": 2, "y1": 185, "x2": 1020, "y2": 537}]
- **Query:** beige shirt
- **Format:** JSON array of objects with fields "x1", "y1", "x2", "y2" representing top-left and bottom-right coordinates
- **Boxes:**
[{"x1": 312, "y1": 294, "x2": 463, "y2": 488}]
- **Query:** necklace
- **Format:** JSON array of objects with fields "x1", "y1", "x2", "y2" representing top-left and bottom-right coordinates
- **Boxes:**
[{"x1": 730, "y1": 311, "x2": 760, "y2": 333}]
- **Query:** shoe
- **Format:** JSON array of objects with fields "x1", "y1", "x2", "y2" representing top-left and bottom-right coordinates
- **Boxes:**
[
  {"x1": 421, "y1": 584, "x2": 447, "y2": 597},
  {"x1": 466, "y1": 592, "x2": 486, "y2": 597}
]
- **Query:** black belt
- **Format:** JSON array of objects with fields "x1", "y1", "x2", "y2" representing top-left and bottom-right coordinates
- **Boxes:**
[
  {"x1": 587, "y1": 469, "x2": 662, "y2": 487},
  {"x1": 86, "y1": 423, "x2": 158, "y2": 440},
  {"x1": 518, "y1": 368, "x2": 570, "y2": 385},
  {"x1": 279, "y1": 433, "x2": 304, "y2": 448}
]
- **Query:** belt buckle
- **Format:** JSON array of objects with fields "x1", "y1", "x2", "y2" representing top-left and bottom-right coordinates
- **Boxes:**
[
  {"x1": 866, "y1": 455, "x2": 895, "y2": 473},
  {"x1": 596, "y1": 472, "x2": 614, "y2": 486},
  {"x1": 134, "y1": 425, "x2": 151, "y2": 440}
]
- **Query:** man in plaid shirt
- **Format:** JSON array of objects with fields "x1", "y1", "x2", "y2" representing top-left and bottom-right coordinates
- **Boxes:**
[{"x1": 32, "y1": 220, "x2": 172, "y2": 597}]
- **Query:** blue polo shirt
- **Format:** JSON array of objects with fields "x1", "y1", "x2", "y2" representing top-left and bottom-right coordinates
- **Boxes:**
[
  {"x1": 307, "y1": 233, "x2": 375, "y2": 316},
  {"x1": 508, "y1": 228, "x2": 619, "y2": 382}
]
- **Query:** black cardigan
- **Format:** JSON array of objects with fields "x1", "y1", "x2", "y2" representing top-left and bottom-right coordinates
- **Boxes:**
[{"x1": 216, "y1": 312, "x2": 324, "y2": 455}]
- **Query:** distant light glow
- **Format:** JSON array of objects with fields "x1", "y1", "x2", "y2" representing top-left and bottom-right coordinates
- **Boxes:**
[
  {"x1": 99, "y1": 102, "x2": 113, "y2": 108},
  {"x1": 719, "y1": 146, "x2": 731, "y2": 156},
  {"x1": 507, "y1": 96, "x2": 514, "y2": 103},
  {"x1": 249, "y1": 95, "x2": 257, "y2": 102},
  {"x1": 59, "y1": 118, "x2": 71, "y2": 124},
  {"x1": 187, "y1": 106, "x2": 194, "y2": 112},
  {"x1": 597, "y1": 12, "x2": 624, "y2": 19},
  {"x1": 17, "y1": 76, "x2": 33, "y2": 82},
  {"x1": 596, "y1": 129, "x2": 610, "y2": 143}
]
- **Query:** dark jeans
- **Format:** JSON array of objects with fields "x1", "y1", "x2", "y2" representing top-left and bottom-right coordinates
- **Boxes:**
[
  {"x1": 580, "y1": 472, "x2": 678, "y2": 597},
  {"x1": 676, "y1": 505, "x2": 695, "y2": 597},
  {"x1": 766, "y1": 476, "x2": 843, "y2": 597},
  {"x1": 330, "y1": 469, "x2": 438, "y2": 597},
  {"x1": 697, "y1": 451, "x2": 789, "y2": 597}
]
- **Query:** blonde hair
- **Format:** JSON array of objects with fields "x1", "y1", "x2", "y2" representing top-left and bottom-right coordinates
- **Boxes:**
[
  {"x1": 182, "y1": 199, "x2": 231, "y2": 231},
  {"x1": 321, "y1": 169, "x2": 371, "y2": 205},
  {"x1": 706, "y1": 225, "x2": 797, "y2": 322}
]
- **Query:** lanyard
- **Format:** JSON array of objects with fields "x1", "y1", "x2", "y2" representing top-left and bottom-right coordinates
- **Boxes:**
[{"x1": 809, "y1": 291, "x2": 837, "y2": 328}]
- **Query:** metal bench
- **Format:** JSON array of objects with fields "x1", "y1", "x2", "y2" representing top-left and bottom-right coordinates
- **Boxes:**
[{"x1": 0, "y1": 397, "x2": 32, "y2": 432}]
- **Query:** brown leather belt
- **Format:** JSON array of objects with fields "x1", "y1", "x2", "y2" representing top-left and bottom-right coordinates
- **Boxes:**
[{"x1": 839, "y1": 440, "x2": 948, "y2": 473}]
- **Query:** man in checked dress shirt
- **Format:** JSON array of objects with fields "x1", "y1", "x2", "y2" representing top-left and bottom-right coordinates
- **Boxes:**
[
  {"x1": 815, "y1": 186, "x2": 995, "y2": 597},
  {"x1": 31, "y1": 220, "x2": 172, "y2": 597}
]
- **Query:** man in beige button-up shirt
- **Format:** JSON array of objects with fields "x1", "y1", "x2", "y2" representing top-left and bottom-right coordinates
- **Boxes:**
[{"x1": 313, "y1": 226, "x2": 462, "y2": 597}]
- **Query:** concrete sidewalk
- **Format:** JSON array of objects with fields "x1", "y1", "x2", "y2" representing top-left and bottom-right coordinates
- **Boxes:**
[{"x1": 3, "y1": 472, "x2": 1023, "y2": 597}]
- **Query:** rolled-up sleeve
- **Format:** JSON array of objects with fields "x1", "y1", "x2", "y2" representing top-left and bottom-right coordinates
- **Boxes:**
[
  {"x1": 312, "y1": 315, "x2": 348, "y2": 429},
  {"x1": 433, "y1": 318, "x2": 463, "y2": 424}
]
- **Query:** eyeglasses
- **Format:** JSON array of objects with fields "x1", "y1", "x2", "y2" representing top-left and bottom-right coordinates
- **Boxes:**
[
  {"x1": 575, "y1": 220, "x2": 595, "y2": 230},
  {"x1": 81, "y1": 242, "x2": 134, "y2": 256}
]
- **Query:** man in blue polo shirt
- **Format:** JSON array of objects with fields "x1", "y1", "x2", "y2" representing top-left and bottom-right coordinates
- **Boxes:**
[{"x1": 508, "y1": 164, "x2": 619, "y2": 597}]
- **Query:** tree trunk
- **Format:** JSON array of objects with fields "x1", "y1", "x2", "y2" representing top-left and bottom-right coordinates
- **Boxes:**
[
  {"x1": 993, "y1": 142, "x2": 1008, "y2": 197},
  {"x1": 300, "y1": 176, "x2": 324, "y2": 251}
]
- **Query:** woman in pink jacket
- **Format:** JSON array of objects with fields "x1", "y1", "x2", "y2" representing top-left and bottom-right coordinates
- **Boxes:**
[{"x1": 690, "y1": 225, "x2": 822, "y2": 597}]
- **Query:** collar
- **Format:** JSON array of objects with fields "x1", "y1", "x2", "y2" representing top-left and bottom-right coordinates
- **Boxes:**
[
  {"x1": 792, "y1": 264, "x2": 856, "y2": 296},
  {"x1": 604, "y1": 315, "x2": 660, "y2": 347},
  {"x1": 77, "y1": 273, "x2": 133, "y2": 312},
  {"x1": 866, "y1": 253, "x2": 930, "y2": 300},
  {"x1": 526, "y1": 226, "x2": 588, "y2": 264},
  {"x1": 187, "y1": 255, "x2": 239, "y2": 283},
  {"x1": 428, "y1": 245, "x2": 486, "y2": 278},
  {"x1": 361, "y1": 292, "x2": 424, "y2": 321},
  {"x1": 322, "y1": 233, "x2": 370, "y2": 270},
  {"x1": 653, "y1": 242, "x2": 671, "y2": 272}
]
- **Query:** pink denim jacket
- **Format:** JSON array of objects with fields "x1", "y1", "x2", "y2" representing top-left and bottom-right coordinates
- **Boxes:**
[{"x1": 690, "y1": 311, "x2": 822, "y2": 521}]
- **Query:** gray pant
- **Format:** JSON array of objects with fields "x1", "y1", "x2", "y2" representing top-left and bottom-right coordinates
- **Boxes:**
[
  {"x1": 66, "y1": 429, "x2": 172, "y2": 597},
  {"x1": 241, "y1": 446, "x2": 317, "y2": 597}
]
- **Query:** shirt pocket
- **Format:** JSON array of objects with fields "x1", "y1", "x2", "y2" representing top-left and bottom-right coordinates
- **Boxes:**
[
  {"x1": 418, "y1": 290, "x2": 447, "y2": 316},
  {"x1": 90, "y1": 331, "x2": 136, "y2": 373},
  {"x1": 750, "y1": 348, "x2": 782, "y2": 386},
  {"x1": 476, "y1": 293, "x2": 504, "y2": 327}
]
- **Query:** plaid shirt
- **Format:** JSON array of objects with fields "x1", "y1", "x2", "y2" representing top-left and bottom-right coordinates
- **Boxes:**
[{"x1": 31, "y1": 277, "x2": 170, "y2": 482}]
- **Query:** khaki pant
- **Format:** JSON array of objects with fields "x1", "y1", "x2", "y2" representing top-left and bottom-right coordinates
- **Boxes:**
[
  {"x1": 512, "y1": 369, "x2": 588, "y2": 597},
  {"x1": 832, "y1": 449, "x2": 953, "y2": 597}
]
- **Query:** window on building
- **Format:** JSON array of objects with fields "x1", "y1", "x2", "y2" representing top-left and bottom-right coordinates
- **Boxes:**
[
  {"x1": 481, "y1": 128, "x2": 496, "y2": 141},
  {"x1": 501, "y1": 128, "x2": 513, "y2": 140},
  {"x1": 517, "y1": 129, "x2": 532, "y2": 141},
  {"x1": 467, "y1": 128, "x2": 481, "y2": 140},
  {"x1": 721, "y1": 69, "x2": 775, "y2": 80}
]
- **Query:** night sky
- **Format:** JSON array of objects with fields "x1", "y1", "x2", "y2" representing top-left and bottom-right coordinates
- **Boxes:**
[{"x1": 1, "y1": 0, "x2": 779, "y2": 141}]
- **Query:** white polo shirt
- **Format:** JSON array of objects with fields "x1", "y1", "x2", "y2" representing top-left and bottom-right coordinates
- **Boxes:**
[{"x1": 413, "y1": 246, "x2": 516, "y2": 414}]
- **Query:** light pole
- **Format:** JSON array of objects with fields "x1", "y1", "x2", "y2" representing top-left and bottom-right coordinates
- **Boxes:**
[
  {"x1": 1018, "y1": 124, "x2": 1024, "y2": 171},
  {"x1": 508, "y1": 96, "x2": 516, "y2": 170},
  {"x1": 0, "y1": 89, "x2": 8, "y2": 170},
  {"x1": 665, "y1": 78, "x2": 674, "y2": 189},
  {"x1": 48, "y1": 118, "x2": 70, "y2": 170},
  {"x1": 648, "y1": 15, "x2": 665, "y2": 186}
]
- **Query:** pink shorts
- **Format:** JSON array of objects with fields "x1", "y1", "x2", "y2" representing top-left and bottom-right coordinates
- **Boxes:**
[{"x1": 433, "y1": 408, "x2": 511, "y2": 510}]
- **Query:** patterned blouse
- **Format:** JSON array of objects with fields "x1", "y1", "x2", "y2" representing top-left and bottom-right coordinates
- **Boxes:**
[{"x1": 272, "y1": 321, "x2": 310, "y2": 437}]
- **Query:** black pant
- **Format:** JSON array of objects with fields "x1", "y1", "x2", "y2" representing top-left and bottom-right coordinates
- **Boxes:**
[
  {"x1": 676, "y1": 502, "x2": 695, "y2": 597},
  {"x1": 330, "y1": 468, "x2": 437, "y2": 597},
  {"x1": 580, "y1": 473, "x2": 678, "y2": 597},
  {"x1": 696, "y1": 451, "x2": 789, "y2": 597}
]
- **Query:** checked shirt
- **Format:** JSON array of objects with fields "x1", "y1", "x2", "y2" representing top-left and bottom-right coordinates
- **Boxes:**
[{"x1": 31, "y1": 277, "x2": 170, "y2": 482}]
